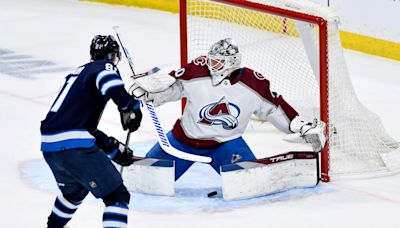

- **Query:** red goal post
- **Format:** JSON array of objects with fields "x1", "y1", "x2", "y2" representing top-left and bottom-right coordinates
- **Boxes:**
[{"x1": 179, "y1": 0, "x2": 400, "y2": 182}]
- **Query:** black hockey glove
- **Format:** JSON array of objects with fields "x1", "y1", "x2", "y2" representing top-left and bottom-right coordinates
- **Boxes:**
[
  {"x1": 103, "y1": 137, "x2": 134, "y2": 167},
  {"x1": 119, "y1": 99, "x2": 142, "y2": 132}
]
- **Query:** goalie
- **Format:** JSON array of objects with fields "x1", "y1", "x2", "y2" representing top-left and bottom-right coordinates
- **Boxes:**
[{"x1": 131, "y1": 38, "x2": 326, "y2": 181}]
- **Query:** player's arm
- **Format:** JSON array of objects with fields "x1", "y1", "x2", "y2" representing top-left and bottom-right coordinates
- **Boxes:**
[
  {"x1": 253, "y1": 90, "x2": 298, "y2": 134},
  {"x1": 90, "y1": 129, "x2": 134, "y2": 166},
  {"x1": 95, "y1": 63, "x2": 142, "y2": 132},
  {"x1": 256, "y1": 91, "x2": 326, "y2": 152},
  {"x1": 108, "y1": 87, "x2": 142, "y2": 132}
]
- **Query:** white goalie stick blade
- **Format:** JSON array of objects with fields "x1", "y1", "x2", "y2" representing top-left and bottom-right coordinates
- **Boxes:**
[
  {"x1": 145, "y1": 102, "x2": 212, "y2": 163},
  {"x1": 123, "y1": 157, "x2": 175, "y2": 196},
  {"x1": 221, "y1": 151, "x2": 319, "y2": 201},
  {"x1": 113, "y1": 25, "x2": 211, "y2": 164}
]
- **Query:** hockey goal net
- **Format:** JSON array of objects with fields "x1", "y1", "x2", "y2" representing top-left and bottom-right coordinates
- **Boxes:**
[{"x1": 179, "y1": 0, "x2": 400, "y2": 181}]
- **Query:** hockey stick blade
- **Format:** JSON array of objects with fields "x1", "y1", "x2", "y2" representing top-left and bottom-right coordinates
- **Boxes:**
[
  {"x1": 131, "y1": 67, "x2": 161, "y2": 80},
  {"x1": 145, "y1": 103, "x2": 211, "y2": 163}
]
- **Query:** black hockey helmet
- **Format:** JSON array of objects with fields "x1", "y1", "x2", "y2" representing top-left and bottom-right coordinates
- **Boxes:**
[{"x1": 90, "y1": 35, "x2": 121, "y2": 62}]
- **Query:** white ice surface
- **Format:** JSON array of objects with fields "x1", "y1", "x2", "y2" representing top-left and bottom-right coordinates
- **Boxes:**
[{"x1": 1, "y1": 0, "x2": 400, "y2": 227}]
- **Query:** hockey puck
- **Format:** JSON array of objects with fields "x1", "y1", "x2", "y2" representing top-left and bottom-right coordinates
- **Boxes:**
[{"x1": 207, "y1": 191, "x2": 217, "y2": 198}]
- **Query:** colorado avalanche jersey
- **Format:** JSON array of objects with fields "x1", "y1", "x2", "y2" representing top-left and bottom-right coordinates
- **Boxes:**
[
  {"x1": 152, "y1": 56, "x2": 299, "y2": 148},
  {"x1": 40, "y1": 60, "x2": 136, "y2": 152}
]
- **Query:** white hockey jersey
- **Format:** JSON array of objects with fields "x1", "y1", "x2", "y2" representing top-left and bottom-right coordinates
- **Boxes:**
[{"x1": 152, "y1": 56, "x2": 299, "y2": 148}]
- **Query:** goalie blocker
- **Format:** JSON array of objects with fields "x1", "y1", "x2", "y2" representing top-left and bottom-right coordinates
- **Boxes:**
[{"x1": 221, "y1": 151, "x2": 319, "y2": 201}]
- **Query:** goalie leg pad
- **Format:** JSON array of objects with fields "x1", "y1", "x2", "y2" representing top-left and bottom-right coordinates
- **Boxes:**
[
  {"x1": 221, "y1": 151, "x2": 319, "y2": 201},
  {"x1": 122, "y1": 157, "x2": 175, "y2": 196}
]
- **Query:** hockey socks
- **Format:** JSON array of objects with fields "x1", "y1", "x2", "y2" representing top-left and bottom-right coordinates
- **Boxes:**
[
  {"x1": 47, "y1": 194, "x2": 82, "y2": 228},
  {"x1": 102, "y1": 203, "x2": 129, "y2": 228}
]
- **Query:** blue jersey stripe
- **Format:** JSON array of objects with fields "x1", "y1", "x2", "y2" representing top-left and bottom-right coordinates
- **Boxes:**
[
  {"x1": 41, "y1": 138, "x2": 95, "y2": 152},
  {"x1": 96, "y1": 70, "x2": 118, "y2": 89},
  {"x1": 100, "y1": 79, "x2": 124, "y2": 96},
  {"x1": 41, "y1": 129, "x2": 95, "y2": 152},
  {"x1": 41, "y1": 129, "x2": 94, "y2": 142}
]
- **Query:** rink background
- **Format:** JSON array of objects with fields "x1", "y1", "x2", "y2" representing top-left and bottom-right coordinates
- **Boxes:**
[{"x1": 1, "y1": 0, "x2": 400, "y2": 227}]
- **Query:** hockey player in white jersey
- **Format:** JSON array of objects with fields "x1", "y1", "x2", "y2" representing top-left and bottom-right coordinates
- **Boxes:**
[{"x1": 131, "y1": 38, "x2": 326, "y2": 181}]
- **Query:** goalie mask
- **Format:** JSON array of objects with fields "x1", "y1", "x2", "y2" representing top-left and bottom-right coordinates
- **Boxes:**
[
  {"x1": 207, "y1": 38, "x2": 241, "y2": 86},
  {"x1": 90, "y1": 35, "x2": 121, "y2": 64}
]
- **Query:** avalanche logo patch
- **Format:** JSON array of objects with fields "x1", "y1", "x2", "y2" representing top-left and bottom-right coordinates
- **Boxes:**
[
  {"x1": 198, "y1": 97, "x2": 240, "y2": 130},
  {"x1": 253, "y1": 71, "x2": 266, "y2": 80}
]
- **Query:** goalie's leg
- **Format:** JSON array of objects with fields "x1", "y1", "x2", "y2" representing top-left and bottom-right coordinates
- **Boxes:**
[
  {"x1": 209, "y1": 137, "x2": 256, "y2": 174},
  {"x1": 145, "y1": 131, "x2": 196, "y2": 180}
]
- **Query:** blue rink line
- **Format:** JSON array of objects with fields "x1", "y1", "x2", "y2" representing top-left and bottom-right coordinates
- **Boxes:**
[
  {"x1": 0, "y1": 48, "x2": 73, "y2": 79},
  {"x1": 21, "y1": 140, "x2": 333, "y2": 213}
]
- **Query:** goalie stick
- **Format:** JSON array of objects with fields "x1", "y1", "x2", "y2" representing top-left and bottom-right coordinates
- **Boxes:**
[
  {"x1": 112, "y1": 26, "x2": 212, "y2": 163},
  {"x1": 131, "y1": 67, "x2": 161, "y2": 80}
]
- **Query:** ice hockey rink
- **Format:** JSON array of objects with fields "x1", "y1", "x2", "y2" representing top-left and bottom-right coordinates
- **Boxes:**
[{"x1": 1, "y1": 0, "x2": 400, "y2": 227}]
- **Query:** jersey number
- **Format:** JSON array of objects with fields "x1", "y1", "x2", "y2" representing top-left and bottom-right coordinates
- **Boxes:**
[{"x1": 50, "y1": 76, "x2": 78, "y2": 112}]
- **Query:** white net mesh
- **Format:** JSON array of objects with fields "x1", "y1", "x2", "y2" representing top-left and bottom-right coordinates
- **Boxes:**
[{"x1": 182, "y1": 0, "x2": 400, "y2": 179}]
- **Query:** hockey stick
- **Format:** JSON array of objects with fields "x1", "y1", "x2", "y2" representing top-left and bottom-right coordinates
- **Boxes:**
[
  {"x1": 119, "y1": 130, "x2": 132, "y2": 174},
  {"x1": 131, "y1": 66, "x2": 160, "y2": 80},
  {"x1": 112, "y1": 26, "x2": 211, "y2": 163}
]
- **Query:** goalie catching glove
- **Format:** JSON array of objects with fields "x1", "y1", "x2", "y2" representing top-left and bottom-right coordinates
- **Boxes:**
[
  {"x1": 284, "y1": 116, "x2": 327, "y2": 152},
  {"x1": 130, "y1": 68, "x2": 176, "y2": 93},
  {"x1": 128, "y1": 68, "x2": 177, "y2": 103},
  {"x1": 102, "y1": 137, "x2": 134, "y2": 166},
  {"x1": 129, "y1": 83, "x2": 154, "y2": 103}
]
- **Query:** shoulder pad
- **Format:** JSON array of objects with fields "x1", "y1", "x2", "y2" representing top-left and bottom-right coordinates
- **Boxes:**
[{"x1": 172, "y1": 56, "x2": 210, "y2": 80}]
